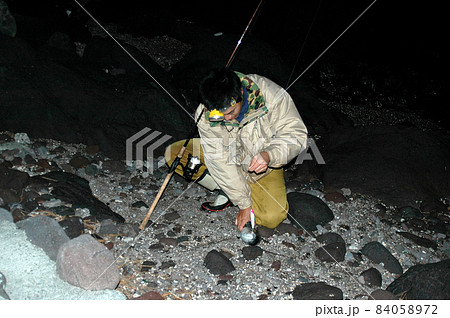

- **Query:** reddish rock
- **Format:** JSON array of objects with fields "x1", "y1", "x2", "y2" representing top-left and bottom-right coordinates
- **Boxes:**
[
  {"x1": 104, "y1": 241, "x2": 114, "y2": 250},
  {"x1": 133, "y1": 291, "x2": 165, "y2": 300},
  {"x1": 271, "y1": 260, "x2": 281, "y2": 271},
  {"x1": 324, "y1": 192, "x2": 347, "y2": 203}
]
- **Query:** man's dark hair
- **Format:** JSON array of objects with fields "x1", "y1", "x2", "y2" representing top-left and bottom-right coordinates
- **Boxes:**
[{"x1": 199, "y1": 68, "x2": 242, "y2": 111}]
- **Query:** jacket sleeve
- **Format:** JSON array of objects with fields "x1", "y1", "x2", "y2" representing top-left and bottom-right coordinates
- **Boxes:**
[
  {"x1": 254, "y1": 76, "x2": 308, "y2": 167},
  {"x1": 195, "y1": 105, "x2": 253, "y2": 209}
]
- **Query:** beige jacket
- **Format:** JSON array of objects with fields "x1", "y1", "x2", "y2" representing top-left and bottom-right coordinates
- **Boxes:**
[{"x1": 195, "y1": 73, "x2": 308, "y2": 209}]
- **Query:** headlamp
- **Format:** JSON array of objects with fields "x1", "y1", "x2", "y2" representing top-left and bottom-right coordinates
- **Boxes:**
[{"x1": 208, "y1": 97, "x2": 238, "y2": 122}]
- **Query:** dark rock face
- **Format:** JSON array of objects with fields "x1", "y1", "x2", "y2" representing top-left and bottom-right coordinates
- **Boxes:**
[
  {"x1": 287, "y1": 192, "x2": 334, "y2": 231},
  {"x1": 386, "y1": 259, "x2": 450, "y2": 300},
  {"x1": 318, "y1": 125, "x2": 450, "y2": 207},
  {"x1": 204, "y1": 250, "x2": 235, "y2": 275},
  {"x1": 361, "y1": 241, "x2": 403, "y2": 275},
  {"x1": 292, "y1": 282, "x2": 343, "y2": 300}
]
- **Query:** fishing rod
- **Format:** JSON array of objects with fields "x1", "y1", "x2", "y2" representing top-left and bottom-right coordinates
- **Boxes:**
[{"x1": 225, "y1": 0, "x2": 265, "y2": 69}]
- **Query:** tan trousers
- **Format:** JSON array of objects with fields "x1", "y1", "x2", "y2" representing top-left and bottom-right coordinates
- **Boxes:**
[{"x1": 164, "y1": 138, "x2": 289, "y2": 228}]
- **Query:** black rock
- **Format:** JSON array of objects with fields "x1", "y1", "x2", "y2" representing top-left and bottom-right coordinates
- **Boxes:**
[
  {"x1": 159, "y1": 260, "x2": 176, "y2": 270},
  {"x1": 58, "y1": 216, "x2": 84, "y2": 239},
  {"x1": 292, "y1": 282, "x2": 343, "y2": 300},
  {"x1": 27, "y1": 171, "x2": 125, "y2": 223},
  {"x1": 287, "y1": 192, "x2": 334, "y2": 231},
  {"x1": 315, "y1": 242, "x2": 346, "y2": 262},
  {"x1": 397, "y1": 232, "x2": 438, "y2": 250},
  {"x1": 257, "y1": 226, "x2": 274, "y2": 238},
  {"x1": 275, "y1": 223, "x2": 300, "y2": 235},
  {"x1": 359, "y1": 268, "x2": 382, "y2": 287},
  {"x1": 370, "y1": 289, "x2": 397, "y2": 300},
  {"x1": 242, "y1": 245, "x2": 263, "y2": 260},
  {"x1": 315, "y1": 232, "x2": 347, "y2": 262},
  {"x1": 386, "y1": 259, "x2": 450, "y2": 300},
  {"x1": 132, "y1": 200, "x2": 148, "y2": 208},
  {"x1": 164, "y1": 211, "x2": 180, "y2": 221},
  {"x1": 204, "y1": 250, "x2": 235, "y2": 275},
  {"x1": 361, "y1": 241, "x2": 403, "y2": 275},
  {"x1": 399, "y1": 206, "x2": 424, "y2": 219},
  {"x1": 0, "y1": 165, "x2": 29, "y2": 191},
  {"x1": 140, "y1": 261, "x2": 157, "y2": 272},
  {"x1": 316, "y1": 232, "x2": 346, "y2": 245}
]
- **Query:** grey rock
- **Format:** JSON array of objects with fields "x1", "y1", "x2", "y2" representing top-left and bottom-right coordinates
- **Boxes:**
[
  {"x1": 0, "y1": 207, "x2": 13, "y2": 223},
  {"x1": 386, "y1": 259, "x2": 450, "y2": 300},
  {"x1": 97, "y1": 219, "x2": 120, "y2": 235},
  {"x1": 287, "y1": 192, "x2": 334, "y2": 231},
  {"x1": 204, "y1": 250, "x2": 235, "y2": 275},
  {"x1": 159, "y1": 237, "x2": 178, "y2": 247},
  {"x1": 56, "y1": 234, "x2": 120, "y2": 291},
  {"x1": 17, "y1": 215, "x2": 70, "y2": 261},
  {"x1": 292, "y1": 282, "x2": 343, "y2": 300},
  {"x1": 361, "y1": 241, "x2": 403, "y2": 274}
]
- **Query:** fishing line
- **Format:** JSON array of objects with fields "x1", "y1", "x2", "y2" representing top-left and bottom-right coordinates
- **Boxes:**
[
  {"x1": 285, "y1": 0, "x2": 323, "y2": 87},
  {"x1": 72, "y1": 0, "x2": 194, "y2": 121},
  {"x1": 284, "y1": 0, "x2": 378, "y2": 93}
]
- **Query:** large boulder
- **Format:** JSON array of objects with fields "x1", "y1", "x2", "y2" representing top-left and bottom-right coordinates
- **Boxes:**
[
  {"x1": 56, "y1": 234, "x2": 120, "y2": 291},
  {"x1": 386, "y1": 259, "x2": 450, "y2": 300}
]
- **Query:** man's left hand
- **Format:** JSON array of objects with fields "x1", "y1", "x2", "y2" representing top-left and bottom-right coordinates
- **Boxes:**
[{"x1": 248, "y1": 151, "x2": 270, "y2": 174}]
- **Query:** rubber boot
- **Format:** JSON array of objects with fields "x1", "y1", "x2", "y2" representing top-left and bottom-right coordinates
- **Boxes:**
[{"x1": 196, "y1": 171, "x2": 232, "y2": 212}]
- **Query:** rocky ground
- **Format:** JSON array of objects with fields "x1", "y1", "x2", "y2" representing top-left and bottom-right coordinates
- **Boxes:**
[{"x1": 0, "y1": 129, "x2": 448, "y2": 300}]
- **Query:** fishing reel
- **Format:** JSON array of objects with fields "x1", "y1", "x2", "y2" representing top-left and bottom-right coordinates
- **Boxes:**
[{"x1": 182, "y1": 154, "x2": 203, "y2": 182}]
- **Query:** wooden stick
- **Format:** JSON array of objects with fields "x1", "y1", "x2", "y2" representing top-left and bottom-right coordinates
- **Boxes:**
[{"x1": 139, "y1": 146, "x2": 186, "y2": 231}]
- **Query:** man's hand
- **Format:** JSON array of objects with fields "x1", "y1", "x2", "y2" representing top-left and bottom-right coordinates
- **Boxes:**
[
  {"x1": 235, "y1": 207, "x2": 252, "y2": 231},
  {"x1": 248, "y1": 151, "x2": 270, "y2": 174}
]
